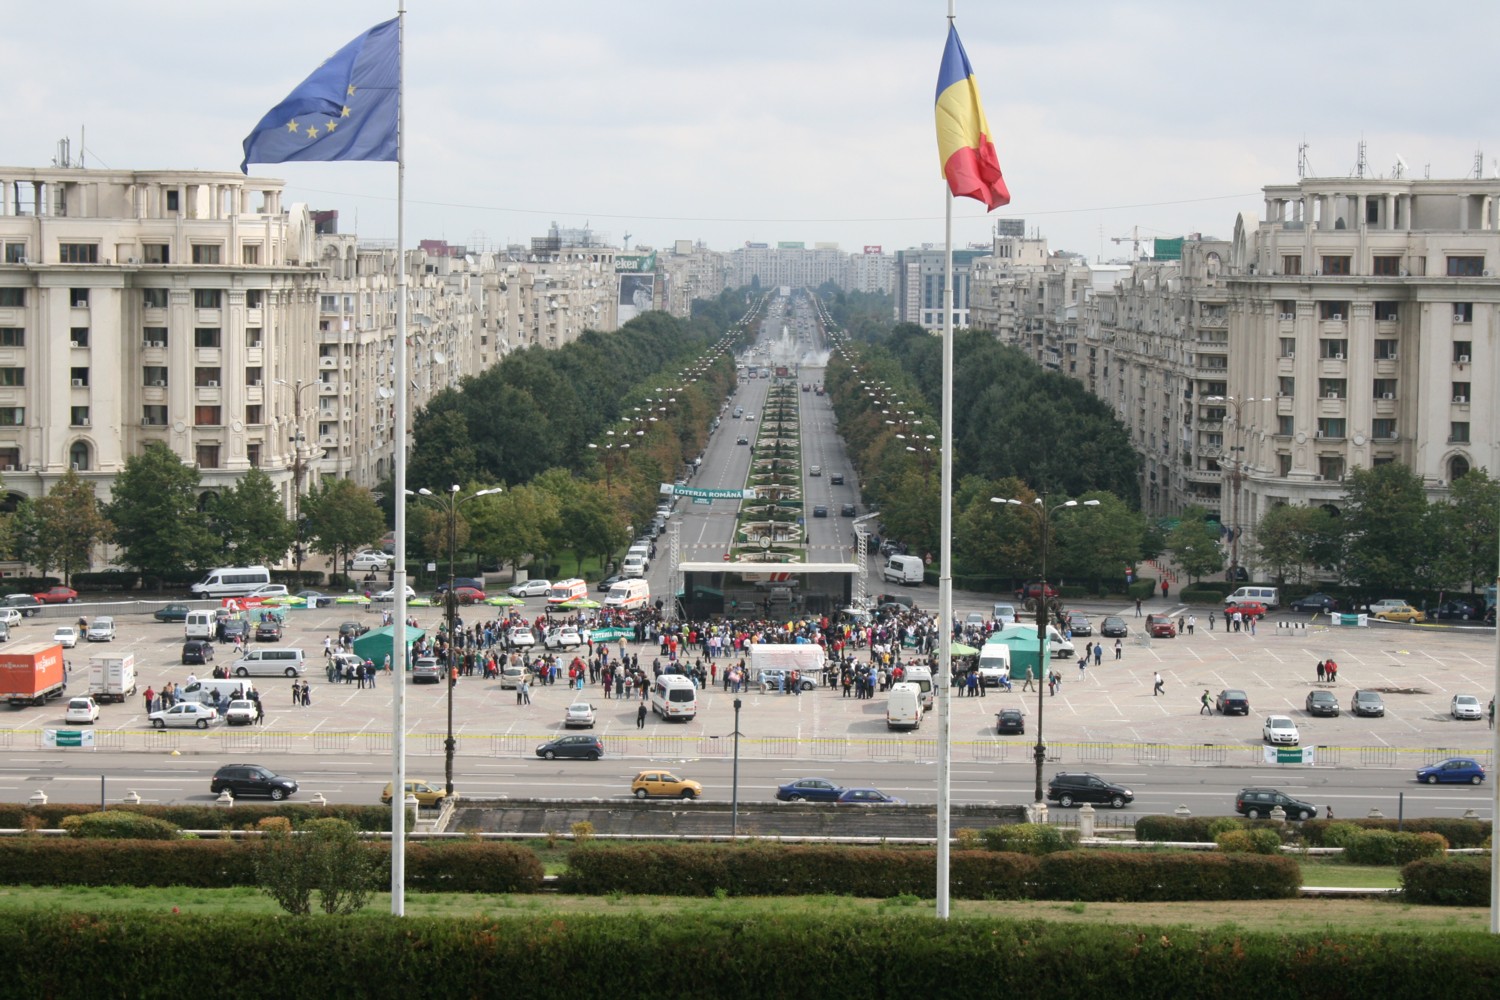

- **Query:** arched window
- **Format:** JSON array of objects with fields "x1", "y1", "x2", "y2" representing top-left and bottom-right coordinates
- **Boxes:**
[
  {"x1": 68, "y1": 441, "x2": 91, "y2": 472},
  {"x1": 1449, "y1": 455, "x2": 1471, "y2": 483}
]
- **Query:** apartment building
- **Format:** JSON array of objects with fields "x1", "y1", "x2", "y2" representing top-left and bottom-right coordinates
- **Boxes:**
[{"x1": 893, "y1": 247, "x2": 989, "y2": 331}]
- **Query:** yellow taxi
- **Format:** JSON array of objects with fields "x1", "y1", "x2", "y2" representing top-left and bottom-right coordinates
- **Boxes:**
[
  {"x1": 1368, "y1": 600, "x2": 1422, "y2": 623},
  {"x1": 381, "y1": 779, "x2": 449, "y2": 806},
  {"x1": 630, "y1": 770, "x2": 702, "y2": 800}
]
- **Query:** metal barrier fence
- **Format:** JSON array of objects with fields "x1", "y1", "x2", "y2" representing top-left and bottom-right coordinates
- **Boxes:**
[
  {"x1": 1077, "y1": 742, "x2": 1113, "y2": 763},
  {"x1": 1188, "y1": 743, "x2": 1227, "y2": 765}
]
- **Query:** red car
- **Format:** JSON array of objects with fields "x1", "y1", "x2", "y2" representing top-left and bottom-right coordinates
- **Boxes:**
[
  {"x1": 1015, "y1": 580, "x2": 1060, "y2": 603},
  {"x1": 33, "y1": 586, "x2": 78, "y2": 604},
  {"x1": 451, "y1": 586, "x2": 487, "y2": 604},
  {"x1": 1145, "y1": 614, "x2": 1177, "y2": 638},
  {"x1": 1224, "y1": 600, "x2": 1268, "y2": 620}
]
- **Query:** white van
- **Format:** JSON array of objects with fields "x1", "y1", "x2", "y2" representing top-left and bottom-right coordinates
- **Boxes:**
[
  {"x1": 184, "y1": 610, "x2": 216, "y2": 640},
  {"x1": 902, "y1": 664, "x2": 935, "y2": 711},
  {"x1": 882, "y1": 554, "x2": 923, "y2": 585},
  {"x1": 547, "y1": 578, "x2": 588, "y2": 604},
  {"x1": 994, "y1": 622, "x2": 1075, "y2": 659},
  {"x1": 604, "y1": 579, "x2": 650, "y2": 610},
  {"x1": 977, "y1": 644, "x2": 1011, "y2": 688},
  {"x1": 1225, "y1": 586, "x2": 1280, "y2": 610},
  {"x1": 229, "y1": 647, "x2": 307, "y2": 678},
  {"x1": 190, "y1": 566, "x2": 272, "y2": 599},
  {"x1": 886, "y1": 682, "x2": 923, "y2": 731},
  {"x1": 622, "y1": 553, "x2": 647, "y2": 579},
  {"x1": 650, "y1": 674, "x2": 698, "y2": 721},
  {"x1": 181, "y1": 678, "x2": 257, "y2": 706}
]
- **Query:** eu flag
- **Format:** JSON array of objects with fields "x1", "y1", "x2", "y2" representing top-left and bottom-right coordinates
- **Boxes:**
[{"x1": 241, "y1": 18, "x2": 399, "y2": 173}]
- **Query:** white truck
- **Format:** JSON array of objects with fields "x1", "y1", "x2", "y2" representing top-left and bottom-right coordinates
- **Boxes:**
[
  {"x1": 88, "y1": 653, "x2": 137, "y2": 704},
  {"x1": 748, "y1": 643, "x2": 826, "y2": 690}
]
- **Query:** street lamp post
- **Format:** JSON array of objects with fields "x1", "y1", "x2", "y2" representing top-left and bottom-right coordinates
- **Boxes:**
[
  {"x1": 275, "y1": 378, "x2": 320, "y2": 590},
  {"x1": 412, "y1": 484, "x2": 502, "y2": 797},
  {"x1": 1206, "y1": 396, "x2": 1263, "y2": 580},
  {"x1": 991, "y1": 495, "x2": 1099, "y2": 809},
  {"x1": 731, "y1": 697, "x2": 743, "y2": 839}
]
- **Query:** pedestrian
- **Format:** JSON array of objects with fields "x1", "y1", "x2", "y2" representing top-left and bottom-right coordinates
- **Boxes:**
[
  {"x1": 1325, "y1": 805, "x2": 1334, "y2": 820},
  {"x1": 1161, "y1": 580, "x2": 1169, "y2": 600},
  {"x1": 1187, "y1": 614, "x2": 1196, "y2": 635},
  {"x1": 1326, "y1": 659, "x2": 1337, "y2": 684},
  {"x1": 291, "y1": 680, "x2": 301, "y2": 706},
  {"x1": 636, "y1": 702, "x2": 647, "y2": 729},
  {"x1": 254, "y1": 696, "x2": 265, "y2": 726},
  {"x1": 1047, "y1": 671, "x2": 1057, "y2": 697},
  {"x1": 1021, "y1": 668, "x2": 1034, "y2": 692},
  {"x1": 1113, "y1": 638, "x2": 1122, "y2": 660},
  {"x1": 1152, "y1": 671, "x2": 1164, "y2": 696},
  {"x1": 301, "y1": 683, "x2": 311, "y2": 708},
  {"x1": 1248, "y1": 616, "x2": 1257, "y2": 637},
  {"x1": 1134, "y1": 597, "x2": 1143, "y2": 618},
  {"x1": 1489, "y1": 697, "x2": 1495, "y2": 730},
  {"x1": 143, "y1": 685, "x2": 155, "y2": 714},
  {"x1": 1199, "y1": 689, "x2": 1212, "y2": 714},
  {"x1": 1208, "y1": 611, "x2": 1215, "y2": 631},
  {"x1": 1077, "y1": 654, "x2": 1087, "y2": 680},
  {"x1": 521, "y1": 678, "x2": 531, "y2": 706},
  {"x1": 1316, "y1": 660, "x2": 1326, "y2": 682},
  {"x1": 1093, "y1": 642, "x2": 1102, "y2": 666}
]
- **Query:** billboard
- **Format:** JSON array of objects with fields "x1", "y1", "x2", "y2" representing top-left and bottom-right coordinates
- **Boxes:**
[
  {"x1": 777, "y1": 241, "x2": 805, "y2": 249},
  {"x1": 863, "y1": 245, "x2": 883, "y2": 254},
  {"x1": 615, "y1": 253, "x2": 656, "y2": 273},
  {"x1": 744, "y1": 241, "x2": 769, "y2": 249},
  {"x1": 618, "y1": 273, "x2": 655, "y2": 324}
]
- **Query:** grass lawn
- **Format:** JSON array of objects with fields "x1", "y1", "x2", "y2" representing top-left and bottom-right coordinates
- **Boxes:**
[
  {"x1": 1296, "y1": 860, "x2": 1402, "y2": 889},
  {"x1": 0, "y1": 885, "x2": 1487, "y2": 935}
]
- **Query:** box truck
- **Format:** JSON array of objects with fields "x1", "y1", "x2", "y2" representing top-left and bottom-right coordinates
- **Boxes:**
[
  {"x1": 88, "y1": 653, "x2": 137, "y2": 704},
  {"x1": 0, "y1": 641, "x2": 67, "y2": 707}
]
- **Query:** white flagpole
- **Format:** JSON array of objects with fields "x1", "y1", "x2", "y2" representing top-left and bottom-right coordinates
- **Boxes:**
[
  {"x1": 935, "y1": 0, "x2": 957, "y2": 921},
  {"x1": 390, "y1": 2, "x2": 409, "y2": 917}
]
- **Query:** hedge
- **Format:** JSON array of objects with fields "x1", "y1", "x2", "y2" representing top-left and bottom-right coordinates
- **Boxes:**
[
  {"x1": 1302, "y1": 817, "x2": 1488, "y2": 849},
  {"x1": 980, "y1": 823, "x2": 1078, "y2": 855},
  {"x1": 1135, "y1": 815, "x2": 1288, "y2": 843},
  {"x1": 0, "y1": 838, "x2": 543, "y2": 892},
  {"x1": 60, "y1": 811, "x2": 180, "y2": 840},
  {"x1": 1033, "y1": 850, "x2": 1300, "y2": 901},
  {"x1": 0, "y1": 803, "x2": 400, "y2": 833},
  {"x1": 1402, "y1": 857, "x2": 1490, "y2": 906},
  {"x1": 71, "y1": 571, "x2": 140, "y2": 592},
  {"x1": 1343, "y1": 830, "x2": 1448, "y2": 866}
]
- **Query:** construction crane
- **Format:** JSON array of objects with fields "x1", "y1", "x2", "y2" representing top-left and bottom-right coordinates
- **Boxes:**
[{"x1": 1110, "y1": 226, "x2": 1155, "y2": 261}]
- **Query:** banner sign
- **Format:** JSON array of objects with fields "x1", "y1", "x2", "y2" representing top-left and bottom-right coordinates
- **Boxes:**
[{"x1": 44, "y1": 729, "x2": 95, "y2": 749}]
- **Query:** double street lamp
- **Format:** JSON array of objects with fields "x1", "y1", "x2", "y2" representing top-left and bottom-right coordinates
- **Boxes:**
[
  {"x1": 990, "y1": 495, "x2": 1099, "y2": 810},
  {"x1": 409, "y1": 484, "x2": 502, "y2": 796},
  {"x1": 275, "y1": 378, "x2": 321, "y2": 590},
  {"x1": 1206, "y1": 395, "x2": 1264, "y2": 580}
]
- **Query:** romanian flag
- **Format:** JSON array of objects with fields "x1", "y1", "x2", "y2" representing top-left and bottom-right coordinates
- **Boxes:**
[{"x1": 934, "y1": 25, "x2": 1009, "y2": 211}]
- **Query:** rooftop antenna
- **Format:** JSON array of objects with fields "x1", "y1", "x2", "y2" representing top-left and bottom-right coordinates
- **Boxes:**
[
  {"x1": 1354, "y1": 139, "x2": 1367, "y2": 179},
  {"x1": 622, "y1": 231, "x2": 632, "y2": 251},
  {"x1": 1473, "y1": 146, "x2": 1485, "y2": 179},
  {"x1": 1393, "y1": 154, "x2": 1407, "y2": 180},
  {"x1": 1297, "y1": 140, "x2": 1310, "y2": 179},
  {"x1": 52, "y1": 137, "x2": 71, "y2": 168}
]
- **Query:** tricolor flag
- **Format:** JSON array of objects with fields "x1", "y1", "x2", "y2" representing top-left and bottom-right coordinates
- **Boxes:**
[
  {"x1": 934, "y1": 25, "x2": 1009, "y2": 211},
  {"x1": 241, "y1": 18, "x2": 400, "y2": 173}
]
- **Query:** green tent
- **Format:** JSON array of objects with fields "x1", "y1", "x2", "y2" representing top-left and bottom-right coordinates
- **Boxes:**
[
  {"x1": 352, "y1": 626, "x2": 428, "y2": 669},
  {"x1": 984, "y1": 632, "x2": 1044, "y2": 680}
]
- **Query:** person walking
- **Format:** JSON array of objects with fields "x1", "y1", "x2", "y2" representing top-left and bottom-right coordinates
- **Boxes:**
[
  {"x1": 1160, "y1": 580, "x2": 1169, "y2": 600},
  {"x1": 300, "y1": 682, "x2": 311, "y2": 708},
  {"x1": 1093, "y1": 642, "x2": 1102, "y2": 667},
  {"x1": 1077, "y1": 654, "x2": 1087, "y2": 680},
  {"x1": 1187, "y1": 614, "x2": 1196, "y2": 635},
  {"x1": 1489, "y1": 697, "x2": 1495, "y2": 730},
  {"x1": 1200, "y1": 689, "x2": 1212, "y2": 715},
  {"x1": 1134, "y1": 597, "x2": 1143, "y2": 618},
  {"x1": 1114, "y1": 638, "x2": 1123, "y2": 660},
  {"x1": 1021, "y1": 668, "x2": 1034, "y2": 692},
  {"x1": 142, "y1": 685, "x2": 155, "y2": 715},
  {"x1": 1152, "y1": 671, "x2": 1165, "y2": 696},
  {"x1": 1316, "y1": 660, "x2": 1326, "y2": 682},
  {"x1": 636, "y1": 702, "x2": 647, "y2": 729},
  {"x1": 291, "y1": 680, "x2": 301, "y2": 707},
  {"x1": 1208, "y1": 611, "x2": 1215, "y2": 631}
]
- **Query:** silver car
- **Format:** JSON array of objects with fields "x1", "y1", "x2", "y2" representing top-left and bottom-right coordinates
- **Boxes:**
[
  {"x1": 148, "y1": 702, "x2": 219, "y2": 729},
  {"x1": 563, "y1": 702, "x2": 596, "y2": 729}
]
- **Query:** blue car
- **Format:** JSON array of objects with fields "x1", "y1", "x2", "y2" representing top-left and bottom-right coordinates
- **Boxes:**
[
  {"x1": 836, "y1": 788, "x2": 906, "y2": 806},
  {"x1": 776, "y1": 777, "x2": 844, "y2": 802},
  {"x1": 1416, "y1": 757, "x2": 1485, "y2": 785}
]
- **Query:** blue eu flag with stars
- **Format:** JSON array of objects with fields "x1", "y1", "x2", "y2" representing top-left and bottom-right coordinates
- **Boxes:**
[{"x1": 241, "y1": 17, "x2": 399, "y2": 173}]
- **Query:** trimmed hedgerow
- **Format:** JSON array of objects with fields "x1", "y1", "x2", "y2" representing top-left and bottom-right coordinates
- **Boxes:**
[
  {"x1": 1033, "y1": 850, "x2": 1300, "y2": 902},
  {"x1": 1214, "y1": 828, "x2": 1281, "y2": 855},
  {"x1": 980, "y1": 823, "x2": 1078, "y2": 855},
  {"x1": 1303, "y1": 817, "x2": 1487, "y2": 848},
  {"x1": 60, "y1": 811, "x2": 180, "y2": 840},
  {"x1": 1342, "y1": 830, "x2": 1448, "y2": 866},
  {"x1": 0, "y1": 803, "x2": 400, "y2": 833},
  {"x1": 1402, "y1": 857, "x2": 1490, "y2": 906}
]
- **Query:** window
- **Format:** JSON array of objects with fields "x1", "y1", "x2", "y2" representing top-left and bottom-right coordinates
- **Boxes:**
[
  {"x1": 1278, "y1": 453, "x2": 1292, "y2": 477},
  {"x1": 1279, "y1": 338, "x2": 1295, "y2": 358},
  {"x1": 1454, "y1": 341, "x2": 1472, "y2": 363},
  {"x1": 69, "y1": 367, "x2": 89, "y2": 387},
  {"x1": 0, "y1": 408, "x2": 24, "y2": 427},
  {"x1": 1316, "y1": 418, "x2": 1346, "y2": 439},
  {"x1": 70, "y1": 288, "x2": 89, "y2": 308},
  {"x1": 1278, "y1": 376, "x2": 1295, "y2": 397},
  {"x1": 194, "y1": 406, "x2": 221, "y2": 426},
  {"x1": 1373, "y1": 379, "x2": 1397, "y2": 399},
  {"x1": 0, "y1": 328, "x2": 22, "y2": 347},
  {"x1": 1373, "y1": 456, "x2": 1394, "y2": 467},
  {"x1": 59, "y1": 243, "x2": 99, "y2": 264},
  {"x1": 142, "y1": 243, "x2": 170, "y2": 265},
  {"x1": 194, "y1": 328, "x2": 221, "y2": 348},
  {"x1": 0, "y1": 368, "x2": 24, "y2": 387},
  {"x1": 1374, "y1": 302, "x2": 1399, "y2": 321},
  {"x1": 245, "y1": 327, "x2": 262, "y2": 347},
  {"x1": 1281, "y1": 255, "x2": 1301, "y2": 276},
  {"x1": 193, "y1": 289, "x2": 222, "y2": 309},
  {"x1": 1319, "y1": 301, "x2": 1348, "y2": 320},
  {"x1": 1318, "y1": 455, "x2": 1345, "y2": 480},
  {"x1": 1375, "y1": 339, "x2": 1398, "y2": 360},
  {"x1": 142, "y1": 405, "x2": 167, "y2": 426},
  {"x1": 70, "y1": 406, "x2": 89, "y2": 427},
  {"x1": 70, "y1": 327, "x2": 89, "y2": 347},
  {"x1": 1450, "y1": 456, "x2": 1471, "y2": 482},
  {"x1": 1372, "y1": 419, "x2": 1397, "y2": 440},
  {"x1": 1320, "y1": 339, "x2": 1348, "y2": 359},
  {"x1": 1277, "y1": 415, "x2": 1294, "y2": 436},
  {"x1": 1447, "y1": 256, "x2": 1484, "y2": 277},
  {"x1": 0, "y1": 289, "x2": 23, "y2": 307},
  {"x1": 195, "y1": 444, "x2": 220, "y2": 468},
  {"x1": 320, "y1": 295, "x2": 338, "y2": 312},
  {"x1": 143, "y1": 327, "x2": 167, "y2": 347},
  {"x1": 241, "y1": 244, "x2": 260, "y2": 265},
  {"x1": 246, "y1": 443, "x2": 261, "y2": 468},
  {"x1": 68, "y1": 442, "x2": 90, "y2": 471},
  {"x1": 166, "y1": 190, "x2": 180, "y2": 212},
  {"x1": 0, "y1": 447, "x2": 20, "y2": 469},
  {"x1": 245, "y1": 367, "x2": 262, "y2": 386},
  {"x1": 194, "y1": 368, "x2": 221, "y2": 387},
  {"x1": 1279, "y1": 299, "x2": 1297, "y2": 318},
  {"x1": 4, "y1": 243, "x2": 25, "y2": 264},
  {"x1": 1453, "y1": 303, "x2": 1473, "y2": 323},
  {"x1": 1450, "y1": 422, "x2": 1470, "y2": 444},
  {"x1": 191, "y1": 244, "x2": 222, "y2": 265},
  {"x1": 144, "y1": 366, "x2": 168, "y2": 387},
  {"x1": 1321, "y1": 255, "x2": 1351, "y2": 276},
  {"x1": 1453, "y1": 382, "x2": 1471, "y2": 403},
  {"x1": 245, "y1": 404, "x2": 263, "y2": 425},
  {"x1": 245, "y1": 290, "x2": 263, "y2": 309},
  {"x1": 1318, "y1": 379, "x2": 1346, "y2": 399},
  {"x1": 143, "y1": 288, "x2": 168, "y2": 309},
  {"x1": 1372, "y1": 255, "x2": 1402, "y2": 276}
]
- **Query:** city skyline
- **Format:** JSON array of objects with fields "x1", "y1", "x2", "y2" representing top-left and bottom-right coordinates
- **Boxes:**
[{"x1": 1, "y1": 1, "x2": 1495, "y2": 258}]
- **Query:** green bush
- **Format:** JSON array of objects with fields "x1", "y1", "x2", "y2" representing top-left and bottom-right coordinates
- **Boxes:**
[
  {"x1": 1402, "y1": 857, "x2": 1489, "y2": 906},
  {"x1": 1128, "y1": 579, "x2": 1157, "y2": 600},
  {"x1": 1320, "y1": 822, "x2": 1361, "y2": 848},
  {"x1": 1135, "y1": 815, "x2": 1220, "y2": 843},
  {"x1": 1206, "y1": 817, "x2": 1244, "y2": 840},
  {"x1": 979, "y1": 823, "x2": 1077, "y2": 855},
  {"x1": 1034, "y1": 850, "x2": 1300, "y2": 901},
  {"x1": 71, "y1": 571, "x2": 141, "y2": 592},
  {"x1": 0, "y1": 802, "x2": 399, "y2": 833},
  {"x1": 1215, "y1": 828, "x2": 1281, "y2": 854},
  {"x1": 1302, "y1": 817, "x2": 1486, "y2": 848},
  {"x1": 60, "y1": 811, "x2": 180, "y2": 840},
  {"x1": 405, "y1": 842, "x2": 544, "y2": 894},
  {"x1": 1343, "y1": 830, "x2": 1448, "y2": 866}
]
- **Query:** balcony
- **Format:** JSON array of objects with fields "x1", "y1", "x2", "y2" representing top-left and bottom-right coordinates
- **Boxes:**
[{"x1": 1184, "y1": 467, "x2": 1223, "y2": 484}]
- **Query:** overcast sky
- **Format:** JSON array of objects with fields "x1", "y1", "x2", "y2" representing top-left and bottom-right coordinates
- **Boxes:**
[{"x1": 3, "y1": 1, "x2": 1495, "y2": 260}]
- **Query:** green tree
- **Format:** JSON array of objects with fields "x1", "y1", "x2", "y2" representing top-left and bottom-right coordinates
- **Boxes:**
[
  {"x1": 26, "y1": 470, "x2": 114, "y2": 585},
  {"x1": 1253, "y1": 503, "x2": 1340, "y2": 584},
  {"x1": 407, "y1": 405, "x2": 477, "y2": 494},
  {"x1": 206, "y1": 468, "x2": 293, "y2": 568},
  {"x1": 1167, "y1": 506, "x2": 1225, "y2": 583},
  {"x1": 107, "y1": 443, "x2": 216, "y2": 581},
  {"x1": 1340, "y1": 463, "x2": 1432, "y2": 598},
  {"x1": 302, "y1": 479, "x2": 385, "y2": 576},
  {"x1": 1433, "y1": 468, "x2": 1500, "y2": 594},
  {"x1": 876, "y1": 467, "x2": 940, "y2": 561},
  {"x1": 254, "y1": 817, "x2": 377, "y2": 916},
  {"x1": 468, "y1": 485, "x2": 558, "y2": 578},
  {"x1": 1052, "y1": 491, "x2": 1144, "y2": 590}
]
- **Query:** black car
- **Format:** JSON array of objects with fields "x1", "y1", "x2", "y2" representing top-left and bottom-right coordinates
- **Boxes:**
[
  {"x1": 1235, "y1": 787, "x2": 1315, "y2": 821},
  {"x1": 1289, "y1": 593, "x2": 1339, "y2": 613},
  {"x1": 221, "y1": 619, "x2": 250, "y2": 642},
  {"x1": 1351, "y1": 689, "x2": 1385, "y2": 717},
  {"x1": 254, "y1": 621, "x2": 283, "y2": 642},
  {"x1": 295, "y1": 590, "x2": 334, "y2": 608},
  {"x1": 210, "y1": 764, "x2": 298, "y2": 801},
  {"x1": 181, "y1": 640, "x2": 215, "y2": 665},
  {"x1": 3, "y1": 594, "x2": 42, "y2": 617},
  {"x1": 736, "y1": 436, "x2": 748, "y2": 446},
  {"x1": 1046, "y1": 772, "x2": 1133, "y2": 809},
  {"x1": 839, "y1": 503, "x2": 857, "y2": 517},
  {"x1": 338, "y1": 621, "x2": 370, "y2": 640},
  {"x1": 154, "y1": 604, "x2": 191, "y2": 623},
  {"x1": 1099, "y1": 616, "x2": 1128, "y2": 638},
  {"x1": 1430, "y1": 599, "x2": 1479, "y2": 621},
  {"x1": 1305, "y1": 690, "x2": 1340, "y2": 717},
  {"x1": 535, "y1": 734, "x2": 604, "y2": 760},
  {"x1": 596, "y1": 573, "x2": 622, "y2": 592},
  {"x1": 1065, "y1": 612, "x2": 1092, "y2": 637},
  {"x1": 995, "y1": 708, "x2": 1025, "y2": 735},
  {"x1": 830, "y1": 473, "x2": 845, "y2": 485},
  {"x1": 1216, "y1": 689, "x2": 1251, "y2": 715},
  {"x1": 812, "y1": 505, "x2": 828, "y2": 518}
]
